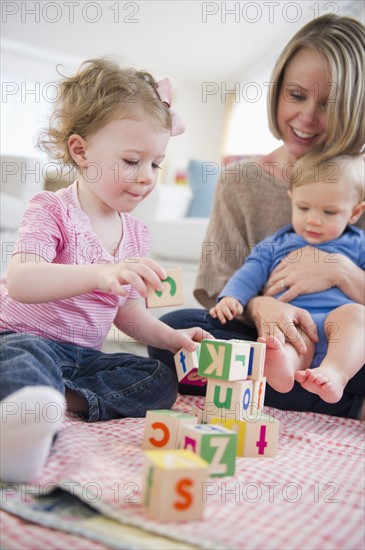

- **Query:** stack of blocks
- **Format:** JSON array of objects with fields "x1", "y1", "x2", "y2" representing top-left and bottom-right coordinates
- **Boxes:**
[
  {"x1": 182, "y1": 338, "x2": 279, "y2": 458},
  {"x1": 142, "y1": 271, "x2": 280, "y2": 521},
  {"x1": 142, "y1": 339, "x2": 280, "y2": 521},
  {"x1": 202, "y1": 339, "x2": 279, "y2": 459}
]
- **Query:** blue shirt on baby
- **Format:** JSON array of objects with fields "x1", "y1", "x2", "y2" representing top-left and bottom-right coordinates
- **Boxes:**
[{"x1": 218, "y1": 224, "x2": 365, "y2": 315}]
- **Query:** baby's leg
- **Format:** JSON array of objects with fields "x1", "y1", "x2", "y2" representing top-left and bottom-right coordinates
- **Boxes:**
[
  {"x1": 295, "y1": 304, "x2": 365, "y2": 403},
  {"x1": 258, "y1": 329, "x2": 314, "y2": 393}
]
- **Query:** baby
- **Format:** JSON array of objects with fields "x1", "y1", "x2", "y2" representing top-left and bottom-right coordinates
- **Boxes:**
[{"x1": 210, "y1": 155, "x2": 365, "y2": 404}]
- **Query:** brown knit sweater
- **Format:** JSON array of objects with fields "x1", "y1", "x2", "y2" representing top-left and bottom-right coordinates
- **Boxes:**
[{"x1": 194, "y1": 160, "x2": 292, "y2": 309}]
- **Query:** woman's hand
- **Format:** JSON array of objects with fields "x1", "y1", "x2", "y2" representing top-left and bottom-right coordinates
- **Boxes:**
[
  {"x1": 247, "y1": 296, "x2": 318, "y2": 355},
  {"x1": 97, "y1": 257, "x2": 167, "y2": 297},
  {"x1": 209, "y1": 297, "x2": 244, "y2": 324},
  {"x1": 263, "y1": 246, "x2": 339, "y2": 302}
]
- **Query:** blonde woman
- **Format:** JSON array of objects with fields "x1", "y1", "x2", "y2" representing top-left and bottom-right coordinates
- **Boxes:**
[{"x1": 149, "y1": 14, "x2": 365, "y2": 419}]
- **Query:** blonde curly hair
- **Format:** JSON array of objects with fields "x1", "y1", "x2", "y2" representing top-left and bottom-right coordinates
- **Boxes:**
[{"x1": 38, "y1": 57, "x2": 172, "y2": 167}]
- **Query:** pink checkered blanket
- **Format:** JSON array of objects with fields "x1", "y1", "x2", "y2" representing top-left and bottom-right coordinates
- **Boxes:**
[{"x1": 1, "y1": 395, "x2": 364, "y2": 550}]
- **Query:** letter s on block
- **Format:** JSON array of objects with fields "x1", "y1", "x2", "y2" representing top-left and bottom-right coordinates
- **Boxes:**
[{"x1": 174, "y1": 478, "x2": 193, "y2": 510}]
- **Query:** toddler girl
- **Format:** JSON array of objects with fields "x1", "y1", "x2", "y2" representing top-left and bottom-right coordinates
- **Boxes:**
[{"x1": 0, "y1": 58, "x2": 205, "y2": 482}]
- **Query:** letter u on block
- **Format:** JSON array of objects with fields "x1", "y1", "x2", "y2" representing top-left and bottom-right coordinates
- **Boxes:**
[{"x1": 213, "y1": 384, "x2": 232, "y2": 408}]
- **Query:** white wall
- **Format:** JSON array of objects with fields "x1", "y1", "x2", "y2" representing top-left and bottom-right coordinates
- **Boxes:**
[
  {"x1": 1, "y1": 42, "x2": 226, "y2": 182},
  {"x1": 163, "y1": 81, "x2": 226, "y2": 182}
]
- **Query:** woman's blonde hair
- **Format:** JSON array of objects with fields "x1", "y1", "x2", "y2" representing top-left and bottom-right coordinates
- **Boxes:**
[
  {"x1": 291, "y1": 154, "x2": 365, "y2": 202},
  {"x1": 268, "y1": 14, "x2": 365, "y2": 163},
  {"x1": 38, "y1": 58, "x2": 172, "y2": 167}
]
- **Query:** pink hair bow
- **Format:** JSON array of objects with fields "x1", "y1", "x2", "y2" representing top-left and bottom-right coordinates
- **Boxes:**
[{"x1": 156, "y1": 78, "x2": 186, "y2": 136}]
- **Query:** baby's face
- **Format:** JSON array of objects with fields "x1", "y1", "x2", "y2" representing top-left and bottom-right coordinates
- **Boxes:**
[{"x1": 290, "y1": 180, "x2": 363, "y2": 244}]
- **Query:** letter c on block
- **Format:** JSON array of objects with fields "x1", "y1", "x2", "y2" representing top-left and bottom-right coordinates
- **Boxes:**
[{"x1": 149, "y1": 422, "x2": 169, "y2": 447}]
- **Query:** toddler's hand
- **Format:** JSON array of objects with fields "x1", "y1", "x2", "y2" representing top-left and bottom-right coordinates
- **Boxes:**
[
  {"x1": 209, "y1": 297, "x2": 244, "y2": 324},
  {"x1": 97, "y1": 258, "x2": 167, "y2": 297},
  {"x1": 169, "y1": 327, "x2": 214, "y2": 355}
]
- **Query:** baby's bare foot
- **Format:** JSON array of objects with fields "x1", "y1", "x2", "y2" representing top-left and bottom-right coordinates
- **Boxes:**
[
  {"x1": 258, "y1": 336, "x2": 294, "y2": 393},
  {"x1": 295, "y1": 366, "x2": 346, "y2": 403}
]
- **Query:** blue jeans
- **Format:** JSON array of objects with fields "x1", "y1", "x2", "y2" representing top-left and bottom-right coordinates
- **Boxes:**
[
  {"x1": 0, "y1": 331, "x2": 177, "y2": 421},
  {"x1": 147, "y1": 309, "x2": 365, "y2": 419}
]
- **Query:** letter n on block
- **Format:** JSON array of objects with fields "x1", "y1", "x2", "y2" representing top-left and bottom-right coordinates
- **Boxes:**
[
  {"x1": 142, "y1": 449, "x2": 209, "y2": 521},
  {"x1": 174, "y1": 345, "x2": 207, "y2": 387},
  {"x1": 198, "y1": 339, "x2": 250, "y2": 381},
  {"x1": 142, "y1": 410, "x2": 197, "y2": 450},
  {"x1": 180, "y1": 424, "x2": 237, "y2": 477},
  {"x1": 205, "y1": 378, "x2": 253, "y2": 422}
]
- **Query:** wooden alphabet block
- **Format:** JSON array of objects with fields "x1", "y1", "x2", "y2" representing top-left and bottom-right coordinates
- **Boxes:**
[
  {"x1": 210, "y1": 414, "x2": 279, "y2": 458},
  {"x1": 250, "y1": 377, "x2": 266, "y2": 416},
  {"x1": 142, "y1": 409, "x2": 197, "y2": 450},
  {"x1": 143, "y1": 449, "x2": 209, "y2": 521},
  {"x1": 174, "y1": 345, "x2": 207, "y2": 386},
  {"x1": 247, "y1": 341, "x2": 266, "y2": 380},
  {"x1": 180, "y1": 424, "x2": 237, "y2": 477},
  {"x1": 205, "y1": 378, "x2": 253, "y2": 422},
  {"x1": 229, "y1": 339, "x2": 266, "y2": 380},
  {"x1": 145, "y1": 268, "x2": 184, "y2": 308},
  {"x1": 192, "y1": 402, "x2": 207, "y2": 424},
  {"x1": 198, "y1": 339, "x2": 250, "y2": 381}
]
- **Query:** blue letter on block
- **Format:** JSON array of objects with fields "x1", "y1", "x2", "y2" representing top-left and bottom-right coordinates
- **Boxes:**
[
  {"x1": 242, "y1": 388, "x2": 251, "y2": 411},
  {"x1": 179, "y1": 351, "x2": 187, "y2": 373}
]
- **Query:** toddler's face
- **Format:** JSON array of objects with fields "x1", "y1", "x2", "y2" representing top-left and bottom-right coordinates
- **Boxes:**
[
  {"x1": 78, "y1": 117, "x2": 170, "y2": 213},
  {"x1": 290, "y1": 180, "x2": 363, "y2": 244}
]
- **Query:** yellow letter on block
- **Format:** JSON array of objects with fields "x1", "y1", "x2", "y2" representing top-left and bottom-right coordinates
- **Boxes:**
[
  {"x1": 142, "y1": 449, "x2": 209, "y2": 521},
  {"x1": 145, "y1": 268, "x2": 184, "y2": 308}
]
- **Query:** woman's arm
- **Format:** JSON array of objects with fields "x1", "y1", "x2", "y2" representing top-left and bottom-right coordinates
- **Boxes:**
[
  {"x1": 263, "y1": 248, "x2": 365, "y2": 305},
  {"x1": 114, "y1": 299, "x2": 211, "y2": 354}
]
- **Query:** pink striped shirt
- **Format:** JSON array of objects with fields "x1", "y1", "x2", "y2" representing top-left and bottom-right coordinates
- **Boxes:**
[{"x1": 0, "y1": 182, "x2": 152, "y2": 349}]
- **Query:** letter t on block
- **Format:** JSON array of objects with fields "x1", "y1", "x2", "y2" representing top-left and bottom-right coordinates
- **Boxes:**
[{"x1": 174, "y1": 345, "x2": 207, "y2": 387}]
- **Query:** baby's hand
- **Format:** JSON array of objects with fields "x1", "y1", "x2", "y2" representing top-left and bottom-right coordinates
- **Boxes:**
[
  {"x1": 97, "y1": 258, "x2": 166, "y2": 297},
  {"x1": 169, "y1": 327, "x2": 214, "y2": 355},
  {"x1": 209, "y1": 297, "x2": 244, "y2": 324}
]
